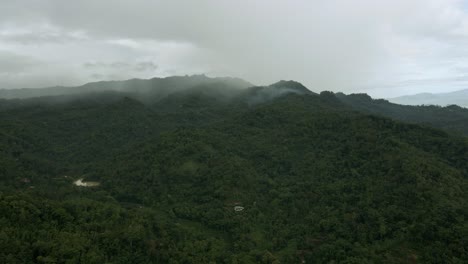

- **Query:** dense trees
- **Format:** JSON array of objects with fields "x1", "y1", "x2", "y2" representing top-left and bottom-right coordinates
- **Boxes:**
[
  {"x1": 336, "y1": 92, "x2": 468, "y2": 136},
  {"x1": 0, "y1": 81, "x2": 467, "y2": 263}
]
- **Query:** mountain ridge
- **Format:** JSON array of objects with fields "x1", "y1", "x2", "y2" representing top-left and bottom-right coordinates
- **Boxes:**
[
  {"x1": 389, "y1": 88, "x2": 468, "y2": 107},
  {"x1": 0, "y1": 75, "x2": 254, "y2": 100}
]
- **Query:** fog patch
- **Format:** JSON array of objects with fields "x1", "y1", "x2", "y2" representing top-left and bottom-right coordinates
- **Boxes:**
[{"x1": 247, "y1": 82, "x2": 312, "y2": 105}]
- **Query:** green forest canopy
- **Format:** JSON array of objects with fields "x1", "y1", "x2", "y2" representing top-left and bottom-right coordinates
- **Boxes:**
[{"x1": 1, "y1": 77, "x2": 467, "y2": 263}]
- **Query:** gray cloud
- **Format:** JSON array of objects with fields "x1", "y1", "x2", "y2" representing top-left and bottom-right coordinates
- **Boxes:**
[
  {"x1": 0, "y1": 51, "x2": 41, "y2": 73},
  {"x1": 83, "y1": 62, "x2": 130, "y2": 69},
  {"x1": 90, "y1": 73, "x2": 105, "y2": 80},
  {"x1": 1, "y1": 0, "x2": 468, "y2": 96},
  {"x1": 135, "y1": 61, "x2": 158, "y2": 72},
  {"x1": 83, "y1": 61, "x2": 158, "y2": 72},
  {"x1": 0, "y1": 29, "x2": 87, "y2": 45}
]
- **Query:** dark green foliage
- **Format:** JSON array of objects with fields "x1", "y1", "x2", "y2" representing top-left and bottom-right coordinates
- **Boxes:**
[
  {"x1": 337, "y1": 92, "x2": 468, "y2": 136},
  {"x1": 0, "y1": 79, "x2": 467, "y2": 263}
]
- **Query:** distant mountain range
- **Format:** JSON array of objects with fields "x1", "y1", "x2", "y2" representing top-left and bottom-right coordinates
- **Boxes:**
[
  {"x1": 0, "y1": 74, "x2": 253, "y2": 101},
  {"x1": 2, "y1": 75, "x2": 467, "y2": 136},
  {"x1": 389, "y1": 89, "x2": 468, "y2": 107},
  {"x1": 4, "y1": 76, "x2": 468, "y2": 109}
]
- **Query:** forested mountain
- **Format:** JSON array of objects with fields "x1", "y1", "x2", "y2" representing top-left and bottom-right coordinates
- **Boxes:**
[
  {"x1": 389, "y1": 89, "x2": 468, "y2": 107},
  {"x1": 1, "y1": 78, "x2": 467, "y2": 263},
  {"x1": 0, "y1": 75, "x2": 252, "y2": 101},
  {"x1": 336, "y1": 93, "x2": 468, "y2": 136}
]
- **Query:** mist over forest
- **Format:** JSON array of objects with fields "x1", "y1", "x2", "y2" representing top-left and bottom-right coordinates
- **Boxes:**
[{"x1": 2, "y1": 1, "x2": 468, "y2": 263}]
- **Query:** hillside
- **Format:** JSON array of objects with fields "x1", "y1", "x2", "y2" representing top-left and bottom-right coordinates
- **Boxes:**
[
  {"x1": 336, "y1": 93, "x2": 468, "y2": 136},
  {"x1": 0, "y1": 80, "x2": 467, "y2": 263}
]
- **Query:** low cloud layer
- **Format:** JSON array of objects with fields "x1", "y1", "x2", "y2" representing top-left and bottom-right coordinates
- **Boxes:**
[{"x1": 1, "y1": 0, "x2": 468, "y2": 97}]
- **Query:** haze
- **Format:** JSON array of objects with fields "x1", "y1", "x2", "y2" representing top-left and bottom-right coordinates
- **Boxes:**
[{"x1": 2, "y1": 0, "x2": 468, "y2": 97}]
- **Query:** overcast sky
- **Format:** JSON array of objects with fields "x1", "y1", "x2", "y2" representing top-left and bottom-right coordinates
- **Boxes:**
[{"x1": 2, "y1": 0, "x2": 468, "y2": 97}]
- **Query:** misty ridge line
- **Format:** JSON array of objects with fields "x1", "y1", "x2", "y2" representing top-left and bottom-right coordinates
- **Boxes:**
[
  {"x1": 0, "y1": 75, "x2": 253, "y2": 94},
  {"x1": 388, "y1": 88, "x2": 468, "y2": 108},
  {"x1": 0, "y1": 75, "x2": 310, "y2": 101},
  {"x1": 0, "y1": 74, "x2": 467, "y2": 109}
]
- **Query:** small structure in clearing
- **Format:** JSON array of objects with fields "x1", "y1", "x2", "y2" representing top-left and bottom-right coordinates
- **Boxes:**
[
  {"x1": 234, "y1": 206, "x2": 244, "y2": 212},
  {"x1": 73, "y1": 178, "x2": 100, "y2": 187}
]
